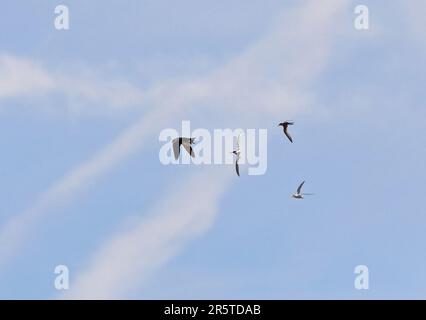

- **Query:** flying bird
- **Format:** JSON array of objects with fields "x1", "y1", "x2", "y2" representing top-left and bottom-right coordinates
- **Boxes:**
[
  {"x1": 292, "y1": 180, "x2": 314, "y2": 199},
  {"x1": 172, "y1": 137, "x2": 196, "y2": 159},
  {"x1": 231, "y1": 134, "x2": 241, "y2": 177},
  {"x1": 278, "y1": 121, "x2": 294, "y2": 143}
]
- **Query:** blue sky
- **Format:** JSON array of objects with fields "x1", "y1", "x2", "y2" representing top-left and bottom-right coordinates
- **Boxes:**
[{"x1": 0, "y1": 0, "x2": 426, "y2": 299}]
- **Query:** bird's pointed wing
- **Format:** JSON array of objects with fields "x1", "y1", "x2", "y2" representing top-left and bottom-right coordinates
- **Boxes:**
[
  {"x1": 302, "y1": 193, "x2": 314, "y2": 196},
  {"x1": 297, "y1": 181, "x2": 305, "y2": 193},
  {"x1": 172, "y1": 138, "x2": 180, "y2": 159},
  {"x1": 235, "y1": 160, "x2": 240, "y2": 177},
  {"x1": 284, "y1": 127, "x2": 293, "y2": 143},
  {"x1": 182, "y1": 142, "x2": 195, "y2": 158}
]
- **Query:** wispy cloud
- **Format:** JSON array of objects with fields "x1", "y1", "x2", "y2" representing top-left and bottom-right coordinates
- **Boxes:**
[
  {"x1": 0, "y1": 53, "x2": 147, "y2": 115},
  {"x1": 0, "y1": 54, "x2": 55, "y2": 99},
  {"x1": 0, "y1": 110, "x2": 162, "y2": 266},
  {"x1": 0, "y1": 0, "x2": 350, "y2": 286},
  {"x1": 65, "y1": 169, "x2": 231, "y2": 299}
]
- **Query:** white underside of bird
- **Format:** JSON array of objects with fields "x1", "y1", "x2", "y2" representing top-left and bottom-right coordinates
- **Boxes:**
[
  {"x1": 292, "y1": 181, "x2": 313, "y2": 199},
  {"x1": 231, "y1": 134, "x2": 241, "y2": 176}
]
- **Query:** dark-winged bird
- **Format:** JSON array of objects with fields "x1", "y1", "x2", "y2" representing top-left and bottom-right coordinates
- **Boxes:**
[
  {"x1": 278, "y1": 121, "x2": 294, "y2": 143},
  {"x1": 172, "y1": 137, "x2": 196, "y2": 159},
  {"x1": 292, "y1": 180, "x2": 314, "y2": 199}
]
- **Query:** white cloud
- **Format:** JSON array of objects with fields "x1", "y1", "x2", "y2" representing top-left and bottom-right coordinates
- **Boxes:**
[
  {"x1": 0, "y1": 0, "x2": 350, "y2": 295},
  {"x1": 0, "y1": 111, "x2": 161, "y2": 266},
  {"x1": 65, "y1": 169, "x2": 231, "y2": 299},
  {"x1": 0, "y1": 54, "x2": 55, "y2": 98},
  {"x1": 0, "y1": 53, "x2": 147, "y2": 115},
  {"x1": 0, "y1": 0, "x2": 348, "y2": 118}
]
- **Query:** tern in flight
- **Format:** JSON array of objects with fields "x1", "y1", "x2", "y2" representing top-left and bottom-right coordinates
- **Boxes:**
[
  {"x1": 292, "y1": 181, "x2": 314, "y2": 199},
  {"x1": 278, "y1": 121, "x2": 294, "y2": 143},
  {"x1": 231, "y1": 134, "x2": 241, "y2": 177},
  {"x1": 172, "y1": 137, "x2": 196, "y2": 159}
]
